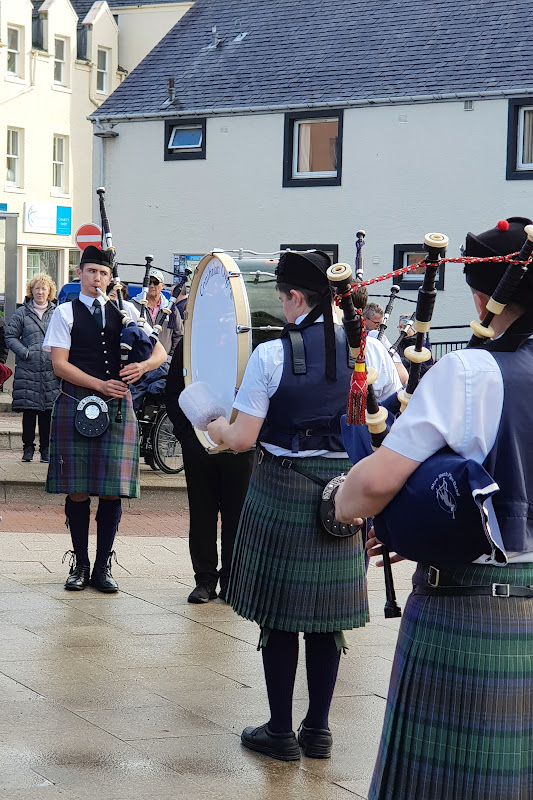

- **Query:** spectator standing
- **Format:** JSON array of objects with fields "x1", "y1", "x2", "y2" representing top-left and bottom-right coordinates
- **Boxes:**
[{"x1": 5, "y1": 273, "x2": 60, "y2": 462}]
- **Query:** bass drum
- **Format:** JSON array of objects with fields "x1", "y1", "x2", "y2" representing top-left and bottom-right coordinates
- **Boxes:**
[{"x1": 183, "y1": 251, "x2": 284, "y2": 451}]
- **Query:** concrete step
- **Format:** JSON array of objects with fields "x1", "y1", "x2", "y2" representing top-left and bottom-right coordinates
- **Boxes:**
[
  {"x1": 0, "y1": 392, "x2": 13, "y2": 413},
  {"x1": 0, "y1": 449, "x2": 188, "y2": 510}
]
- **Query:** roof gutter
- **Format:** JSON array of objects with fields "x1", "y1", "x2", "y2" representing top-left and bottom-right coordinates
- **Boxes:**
[{"x1": 90, "y1": 87, "x2": 533, "y2": 123}]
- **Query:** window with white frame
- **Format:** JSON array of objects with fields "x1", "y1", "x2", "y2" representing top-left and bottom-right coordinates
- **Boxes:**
[
  {"x1": 506, "y1": 98, "x2": 533, "y2": 180},
  {"x1": 283, "y1": 110, "x2": 343, "y2": 187},
  {"x1": 164, "y1": 118, "x2": 206, "y2": 161},
  {"x1": 393, "y1": 244, "x2": 445, "y2": 291},
  {"x1": 7, "y1": 26, "x2": 20, "y2": 76},
  {"x1": 6, "y1": 128, "x2": 21, "y2": 186},
  {"x1": 517, "y1": 106, "x2": 533, "y2": 170},
  {"x1": 96, "y1": 48, "x2": 109, "y2": 93},
  {"x1": 52, "y1": 135, "x2": 66, "y2": 191},
  {"x1": 54, "y1": 37, "x2": 67, "y2": 84}
]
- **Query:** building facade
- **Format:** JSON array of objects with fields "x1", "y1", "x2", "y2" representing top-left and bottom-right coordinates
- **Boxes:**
[
  {"x1": 90, "y1": 0, "x2": 533, "y2": 336},
  {"x1": 0, "y1": 0, "x2": 192, "y2": 309}
]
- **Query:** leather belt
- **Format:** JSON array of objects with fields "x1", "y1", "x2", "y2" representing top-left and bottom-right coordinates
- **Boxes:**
[
  {"x1": 413, "y1": 564, "x2": 533, "y2": 597},
  {"x1": 413, "y1": 584, "x2": 533, "y2": 598}
]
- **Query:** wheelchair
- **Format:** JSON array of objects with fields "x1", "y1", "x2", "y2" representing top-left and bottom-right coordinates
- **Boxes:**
[{"x1": 136, "y1": 393, "x2": 184, "y2": 475}]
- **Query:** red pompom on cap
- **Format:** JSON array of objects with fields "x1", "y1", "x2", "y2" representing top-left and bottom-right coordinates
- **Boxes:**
[{"x1": 497, "y1": 219, "x2": 510, "y2": 231}]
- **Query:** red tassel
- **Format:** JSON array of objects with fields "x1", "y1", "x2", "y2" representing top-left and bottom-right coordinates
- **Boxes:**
[{"x1": 347, "y1": 364, "x2": 367, "y2": 425}]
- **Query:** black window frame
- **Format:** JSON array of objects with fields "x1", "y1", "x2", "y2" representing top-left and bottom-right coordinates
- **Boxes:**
[
  {"x1": 506, "y1": 97, "x2": 533, "y2": 180},
  {"x1": 393, "y1": 244, "x2": 445, "y2": 291},
  {"x1": 280, "y1": 244, "x2": 339, "y2": 264},
  {"x1": 282, "y1": 110, "x2": 343, "y2": 188},
  {"x1": 164, "y1": 117, "x2": 206, "y2": 162}
]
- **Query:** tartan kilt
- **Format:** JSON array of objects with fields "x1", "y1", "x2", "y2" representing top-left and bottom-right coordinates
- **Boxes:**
[
  {"x1": 45, "y1": 386, "x2": 140, "y2": 498},
  {"x1": 369, "y1": 561, "x2": 533, "y2": 800},
  {"x1": 227, "y1": 451, "x2": 369, "y2": 633}
]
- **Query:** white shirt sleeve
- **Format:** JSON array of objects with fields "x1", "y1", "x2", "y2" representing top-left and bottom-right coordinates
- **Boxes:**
[
  {"x1": 383, "y1": 348, "x2": 503, "y2": 464},
  {"x1": 233, "y1": 339, "x2": 284, "y2": 419},
  {"x1": 368, "y1": 329, "x2": 401, "y2": 362},
  {"x1": 365, "y1": 336, "x2": 403, "y2": 400},
  {"x1": 43, "y1": 303, "x2": 73, "y2": 351}
]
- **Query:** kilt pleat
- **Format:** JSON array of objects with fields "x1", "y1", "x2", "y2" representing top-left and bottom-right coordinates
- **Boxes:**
[
  {"x1": 45, "y1": 389, "x2": 140, "y2": 498},
  {"x1": 227, "y1": 452, "x2": 369, "y2": 633},
  {"x1": 369, "y1": 561, "x2": 533, "y2": 800}
]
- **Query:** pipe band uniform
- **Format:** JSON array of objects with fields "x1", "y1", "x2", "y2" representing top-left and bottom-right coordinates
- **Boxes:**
[
  {"x1": 204, "y1": 249, "x2": 386, "y2": 762},
  {"x1": 43, "y1": 207, "x2": 166, "y2": 595},
  {"x1": 334, "y1": 217, "x2": 533, "y2": 800}
]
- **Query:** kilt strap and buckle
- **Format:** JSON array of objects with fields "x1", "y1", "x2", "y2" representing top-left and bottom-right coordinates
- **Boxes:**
[{"x1": 414, "y1": 582, "x2": 533, "y2": 598}]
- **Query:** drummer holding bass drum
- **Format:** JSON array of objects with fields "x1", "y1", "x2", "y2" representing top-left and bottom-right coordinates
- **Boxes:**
[{"x1": 206, "y1": 250, "x2": 400, "y2": 762}]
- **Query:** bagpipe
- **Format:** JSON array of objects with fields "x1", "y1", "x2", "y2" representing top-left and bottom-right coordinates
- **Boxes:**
[
  {"x1": 328, "y1": 222, "x2": 533, "y2": 615},
  {"x1": 95, "y1": 187, "x2": 156, "y2": 422}
]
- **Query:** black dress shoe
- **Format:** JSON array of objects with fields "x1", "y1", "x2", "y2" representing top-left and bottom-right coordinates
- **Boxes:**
[
  {"x1": 241, "y1": 723, "x2": 300, "y2": 761},
  {"x1": 90, "y1": 565, "x2": 119, "y2": 593},
  {"x1": 297, "y1": 722, "x2": 333, "y2": 758},
  {"x1": 40, "y1": 448, "x2": 49, "y2": 463},
  {"x1": 188, "y1": 583, "x2": 217, "y2": 604},
  {"x1": 64, "y1": 564, "x2": 90, "y2": 591}
]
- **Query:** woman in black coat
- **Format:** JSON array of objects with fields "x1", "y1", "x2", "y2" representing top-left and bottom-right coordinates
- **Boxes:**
[{"x1": 5, "y1": 273, "x2": 60, "y2": 462}]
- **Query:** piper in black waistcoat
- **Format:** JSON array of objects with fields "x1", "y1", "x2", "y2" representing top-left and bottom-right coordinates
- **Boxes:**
[
  {"x1": 43, "y1": 246, "x2": 166, "y2": 593},
  {"x1": 335, "y1": 218, "x2": 533, "y2": 800},
  {"x1": 206, "y1": 251, "x2": 369, "y2": 762}
]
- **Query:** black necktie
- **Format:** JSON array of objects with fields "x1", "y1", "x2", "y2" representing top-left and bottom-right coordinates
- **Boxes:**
[{"x1": 92, "y1": 299, "x2": 103, "y2": 328}]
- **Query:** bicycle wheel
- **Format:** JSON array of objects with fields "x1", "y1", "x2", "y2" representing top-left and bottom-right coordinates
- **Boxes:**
[{"x1": 152, "y1": 411, "x2": 184, "y2": 474}]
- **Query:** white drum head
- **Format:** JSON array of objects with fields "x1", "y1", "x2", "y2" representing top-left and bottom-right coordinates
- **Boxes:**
[{"x1": 184, "y1": 252, "x2": 251, "y2": 450}]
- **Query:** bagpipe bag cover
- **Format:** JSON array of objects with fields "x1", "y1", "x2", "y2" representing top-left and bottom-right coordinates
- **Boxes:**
[{"x1": 372, "y1": 448, "x2": 507, "y2": 565}]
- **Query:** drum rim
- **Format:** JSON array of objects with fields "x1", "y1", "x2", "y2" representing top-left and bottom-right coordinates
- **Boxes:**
[{"x1": 183, "y1": 251, "x2": 251, "y2": 452}]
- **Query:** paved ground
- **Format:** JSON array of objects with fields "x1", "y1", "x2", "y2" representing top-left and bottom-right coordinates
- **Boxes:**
[
  {"x1": 0, "y1": 520, "x2": 414, "y2": 800},
  {"x1": 0, "y1": 404, "x2": 414, "y2": 798}
]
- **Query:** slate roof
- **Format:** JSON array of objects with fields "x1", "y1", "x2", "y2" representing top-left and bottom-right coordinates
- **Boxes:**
[
  {"x1": 69, "y1": 0, "x2": 182, "y2": 20},
  {"x1": 93, "y1": 0, "x2": 533, "y2": 120}
]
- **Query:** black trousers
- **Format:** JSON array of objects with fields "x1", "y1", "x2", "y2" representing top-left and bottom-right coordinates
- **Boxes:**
[
  {"x1": 181, "y1": 432, "x2": 254, "y2": 586},
  {"x1": 22, "y1": 410, "x2": 51, "y2": 451}
]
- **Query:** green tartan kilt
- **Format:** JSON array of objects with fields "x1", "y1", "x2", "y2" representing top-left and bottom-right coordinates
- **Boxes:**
[
  {"x1": 369, "y1": 561, "x2": 533, "y2": 800},
  {"x1": 227, "y1": 451, "x2": 369, "y2": 633},
  {"x1": 45, "y1": 385, "x2": 140, "y2": 498}
]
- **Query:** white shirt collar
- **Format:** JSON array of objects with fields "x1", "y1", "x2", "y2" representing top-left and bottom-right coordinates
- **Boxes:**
[
  {"x1": 295, "y1": 310, "x2": 341, "y2": 326},
  {"x1": 79, "y1": 291, "x2": 104, "y2": 308}
]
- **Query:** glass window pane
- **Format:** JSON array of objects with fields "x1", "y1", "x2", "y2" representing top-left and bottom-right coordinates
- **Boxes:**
[
  {"x1": 7, "y1": 129, "x2": 18, "y2": 156},
  {"x1": 7, "y1": 51, "x2": 17, "y2": 73},
  {"x1": 522, "y1": 109, "x2": 533, "y2": 165},
  {"x1": 55, "y1": 38, "x2": 65, "y2": 60},
  {"x1": 69, "y1": 249, "x2": 80, "y2": 282},
  {"x1": 97, "y1": 49, "x2": 107, "y2": 70},
  {"x1": 8, "y1": 28, "x2": 18, "y2": 51},
  {"x1": 296, "y1": 119, "x2": 338, "y2": 174},
  {"x1": 27, "y1": 249, "x2": 59, "y2": 286},
  {"x1": 53, "y1": 136, "x2": 64, "y2": 162},
  {"x1": 169, "y1": 127, "x2": 202, "y2": 149}
]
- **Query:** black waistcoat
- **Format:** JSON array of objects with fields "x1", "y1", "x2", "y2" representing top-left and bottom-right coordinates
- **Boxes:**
[
  {"x1": 259, "y1": 323, "x2": 353, "y2": 453},
  {"x1": 70, "y1": 298, "x2": 122, "y2": 380},
  {"x1": 482, "y1": 336, "x2": 533, "y2": 555}
]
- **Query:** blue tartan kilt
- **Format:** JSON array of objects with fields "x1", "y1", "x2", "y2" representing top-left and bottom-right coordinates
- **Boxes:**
[
  {"x1": 369, "y1": 561, "x2": 533, "y2": 800},
  {"x1": 45, "y1": 384, "x2": 140, "y2": 498},
  {"x1": 227, "y1": 450, "x2": 369, "y2": 633}
]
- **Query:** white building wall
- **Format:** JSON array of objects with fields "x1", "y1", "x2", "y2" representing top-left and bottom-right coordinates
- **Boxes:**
[
  {"x1": 93, "y1": 98, "x2": 533, "y2": 335},
  {"x1": 0, "y1": 0, "x2": 120, "y2": 301},
  {"x1": 113, "y1": 3, "x2": 193, "y2": 74}
]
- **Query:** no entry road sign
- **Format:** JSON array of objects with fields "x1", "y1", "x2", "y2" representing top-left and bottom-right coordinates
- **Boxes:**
[{"x1": 75, "y1": 223, "x2": 102, "y2": 251}]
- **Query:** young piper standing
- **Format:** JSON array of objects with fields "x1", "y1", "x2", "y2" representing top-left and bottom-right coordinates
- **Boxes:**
[
  {"x1": 43, "y1": 246, "x2": 166, "y2": 593},
  {"x1": 206, "y1": 251, "x2": 400, "y2": 762},
  {"x1": 335, "y1": 217, "x2": 533, "y2": 800}
]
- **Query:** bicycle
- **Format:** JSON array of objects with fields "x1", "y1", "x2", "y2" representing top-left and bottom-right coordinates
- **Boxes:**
[{"x1": 136, "y1": 394, "x2": 184, "y2": 474}]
